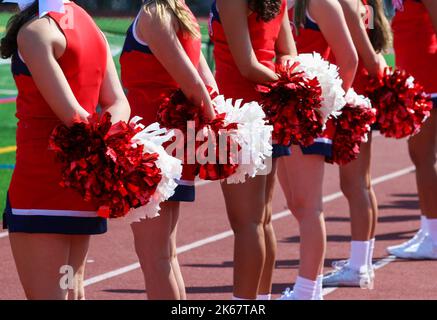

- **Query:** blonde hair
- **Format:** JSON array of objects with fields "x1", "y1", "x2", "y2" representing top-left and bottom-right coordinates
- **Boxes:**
[{"x1": 143, "y1": 0, "x2": 200, "y2": 38}]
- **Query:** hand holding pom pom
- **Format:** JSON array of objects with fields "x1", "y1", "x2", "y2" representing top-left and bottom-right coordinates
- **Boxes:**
[
  {"x1": 49, "y1": 112, "x2": 181, "y2": 219},
  {"x1": 365, "y1": 67, "x2": 432, "y2": 139},
  {"x1": 257, "y1": 61, "x2": 324, "y2": 147},
  {"x1": 327, "y1": 89, "x2": 377, "y2": 166}
]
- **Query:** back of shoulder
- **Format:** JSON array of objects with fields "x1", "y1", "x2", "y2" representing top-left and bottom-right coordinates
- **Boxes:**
[{"x1": 17, "y1": 17, "x2": 62, "y2": 51}]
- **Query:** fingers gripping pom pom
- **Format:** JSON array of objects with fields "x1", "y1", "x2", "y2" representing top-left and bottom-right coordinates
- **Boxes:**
[
  {"x1": 327, "y1": 89, "x2": 377, "y2": 165},
  {"x1": 257, "y1": 61, "x2": 325, "y2": 147},
  {"x1": 49, "y1": 113, "x2": 181, "y2": 219},
  {"x1": 50, "y1": 113, "x2": 162, "y2": 218},
  {"x1": 213, "y1": 96, "x2": 273, "y2": 184},
  {"x1": 365, "y1": 67, "x2": 432, "y2": 139}
]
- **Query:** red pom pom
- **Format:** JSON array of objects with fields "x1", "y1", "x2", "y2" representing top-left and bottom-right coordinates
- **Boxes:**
[
  {"x1": 157, "y1": 89, "x2": 207, "y2": 133},
  {"x1": 157, "y1": 89, "x2": 239, "y2": 181},
  {"x1": 49, "y1": 112, "x2": 163, "y2": 218},
  {"x1": 365, "y1": 67, "x2": 432, "y2": 139},
  {"x1": 257, "y1": 62, "x2": 324, "y2": 147},
  {"x1": 198, "y1": 114, "x2": 240, "y2": 180},
  {"x1": 327, "y1": 94, "x2": 377, "y2": 165}
]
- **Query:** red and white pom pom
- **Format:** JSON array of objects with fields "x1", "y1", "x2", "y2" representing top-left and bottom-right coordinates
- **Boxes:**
[
  {"x1": 294, "y1": 52, "x2": 346, "y2": 123},
  {"x1": 328, "y1": 89, "x2": 377, "y2": 165},
  {"x1": 257, "y1": 61, "x2": 324, "y2": 147},
  {"x1": 366, "y1": 67, "x2": 432, "y2": 139},
  {"x1": 213, "y1": 96, "x2": 273, "y2": 184},
  {"x1": 157, "y1": 89, "x2": 242, "y2": 182},
  {"x1": 128, "y1": 118, "x2": 183, "y2": 220},
  {"x1": 49, "y1": 112, "x2": 165, "y2": 219}
]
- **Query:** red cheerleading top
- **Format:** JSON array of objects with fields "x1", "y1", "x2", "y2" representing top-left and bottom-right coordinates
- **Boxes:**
[
  {"x1": 9, "y1": 2, "x2": 108, "y2": 215},
  {"x1": 210, "y1": 0, "x2": 287, "y2": 102},
  {"x1": 288, "y1": 4, "x2": 336, "y2": 140},
  {"x1": 392, "y1": 0, "x2": 437, "y2": 96},
  {"x1": 120, "y1": 8, "x2": 201, "y2": 125},
  {"x1": 288, "y1": 6, "x2": 331, "y2": 59}
]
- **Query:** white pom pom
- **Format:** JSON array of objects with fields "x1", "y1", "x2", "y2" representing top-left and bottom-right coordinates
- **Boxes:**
[
  {"x1": 127, "y1": 120, "x2": 182, "y2": 220},
  {"x1": 213, "y1": 96, "x2": 273, "y2": 184},
  {"x1": 344, "y1": 88, "x2": 372, "y2": 109},
  {"x1": 295, "y1": 52, "x2": 346, "y2": 123}
]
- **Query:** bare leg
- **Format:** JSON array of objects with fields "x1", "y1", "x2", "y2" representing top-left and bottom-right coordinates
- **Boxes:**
[
  {"x1": 221, "y1": 174, "x2": 267, "y2": 299},
  {"x1": 258, "y1": 159, "x2": 278, "y2": 296},
  {"x1": 278, "y1": 146, "x2": 326, "y2": 279},
  {"x1": 408, "y1": 110, "x2": 437, "y2": 219},
  {"x1": 131, "y1": 201, "x2": 181, "y2": 300},
  {"x1": 169, "y1": 204, "x2": 186, "y2": 300},
  {"x1": 340, "y1": 134, "x2": 378, "y2": 241},
  {"x1": 9, "y1": 233, "x2": 71, "y2": 300},
  {"x1": 68, "y1": 235, "x2": 90, "y2": 300}
]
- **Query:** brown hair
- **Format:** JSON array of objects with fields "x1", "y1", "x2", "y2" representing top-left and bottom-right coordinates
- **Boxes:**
[
  {"x1": 293, "y1": 0, "x2": 308, "y2": 31},
  {"x1": 0, "y1": 1, "x2": 38, "y2": 59},
  {"x1": 367, "y1": 0, "x2": 392, "y2": 53},
  {"x1": 143, "y1": 0, "x2": 200, "y2": 38},
  {"x1": 248, "y1": 0, "x2": 283, "y2": 22}
]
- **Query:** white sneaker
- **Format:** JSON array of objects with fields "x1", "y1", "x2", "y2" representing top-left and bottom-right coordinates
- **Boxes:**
[
  {"x1": 387, "y1": 230, "x2": 427, "y2": 255},
  {"x1": 277, "y1": 288, "x2": 297, "y2": 300},
  {"x1": 323, "y1": 266, "x2": 373, "y2": 288},
  {"x1": 331, "y1": 259, "x2": 375, "y2": 281},
  {"x1": 392, "y1": 234, "x2": 437, "y2": 260}
]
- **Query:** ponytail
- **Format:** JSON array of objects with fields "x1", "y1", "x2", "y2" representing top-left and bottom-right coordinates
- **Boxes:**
[
  {"x1": 293, "y1": 0, "x2": 308, "y2": 34},
  {"x1": 0, "y1": 1, "x2": 38, "y2": 59},
  {"x1": 367, "y1": 0, "x2": 393, "y2": 53}
]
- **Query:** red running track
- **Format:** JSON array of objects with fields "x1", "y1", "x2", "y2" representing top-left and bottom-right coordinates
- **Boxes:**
[{"x1": 1, "y1": 134, "x2": 436, "y2": 300}]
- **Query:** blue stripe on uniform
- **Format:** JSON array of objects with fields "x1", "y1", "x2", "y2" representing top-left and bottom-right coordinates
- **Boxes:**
[
  {"x1": 11, "y1": 53, "x2": 31, "y2": 77},
  {"x1": 3, "y1": 195, "x2": 107, "y2": 235},
  {"x1": 272, "y1": 144, "x2": 291, "y2": 158},
  {"x1": 121, "y1": 23, "x2": 153, "y2": 55},
  {"x1": 301, "y1": 142, "x2": 333, "y2": 157},
  {"x1": 167, "y1": 184, "x2": 195, "y2": 202}
]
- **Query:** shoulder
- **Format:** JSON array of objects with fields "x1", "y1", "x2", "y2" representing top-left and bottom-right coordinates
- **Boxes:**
[{"x1": 17, "y1": 16, "x2": 62, "y2": 52}]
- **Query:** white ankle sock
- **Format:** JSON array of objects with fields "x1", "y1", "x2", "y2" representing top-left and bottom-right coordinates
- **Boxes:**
[
  {"x1": 426, "y1": 218, "x2": 437, "y2": 246},
  {"x1": 257, "y1": 294, "x2": 271, "y2": 300},
  {"x1": 421, "y1": 216, "x2": 429, "y2": 234},
  {"x1": 349, "y1": 240, "x2": 370, "y2": 272},
  {"x1": 368, "y1": 238, "x2": 375, "y2": 268},
  {"x1": 293, "y1": 276, "x2": 317, "y2": 300},
  {"x1": 313, "y1": 274, "x2": 324, "y2": 300}
]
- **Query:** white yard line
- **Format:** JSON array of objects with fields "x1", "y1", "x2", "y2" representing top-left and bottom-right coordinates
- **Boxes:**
[{"x1": 83, "y1": 165, "x2": 415, "y2": 288}]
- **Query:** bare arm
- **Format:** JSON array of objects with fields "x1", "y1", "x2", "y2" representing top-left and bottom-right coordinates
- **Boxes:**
[
  {"x1": 216, "y1": 0, "x2": 278, "y2": 83},
  {"x1": 275, "y1": 7, "x2": 298, "y2": 66},
  {"x1": 423, "y1": 0, "x2": 437, "y2": 33},
  {"x1": 309, "y1": 0, "x2": 358, "y2": 90},
  {"x1": 338, "y1": 0, "x2": 385, "y2": 76},
  {"x1": 198, "y1": 52, "x2": 218, "y2": 93},
  {"x1": 18, "y1": 18, "x2": 90, "y2": 126},
  {"x1": 136, "y1": 6, "x2": 215, "y2": 120},
  {"x1": 99, "y1": 39, "x2": 131, "y2": 123}
]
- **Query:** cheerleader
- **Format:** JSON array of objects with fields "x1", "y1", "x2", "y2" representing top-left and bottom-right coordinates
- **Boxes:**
[
  {"x1": 120, "y1": 0, "x2": 217, "y2": 300},
  {"x1": 0, "y1": 0, "x2": 130, "y2": 299},
  {"x1": 279, "y1": 0, "x2": 358, "y2": 299},
  {"x1": 323, "y1": 0, "x2": 392, "y2": 288},
  {"x1": 210, "y1": 0, "x2": 297, "y2": 300},
  {"x1": 386, "y1": 0, "x2": 437, "y2": 259}
]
